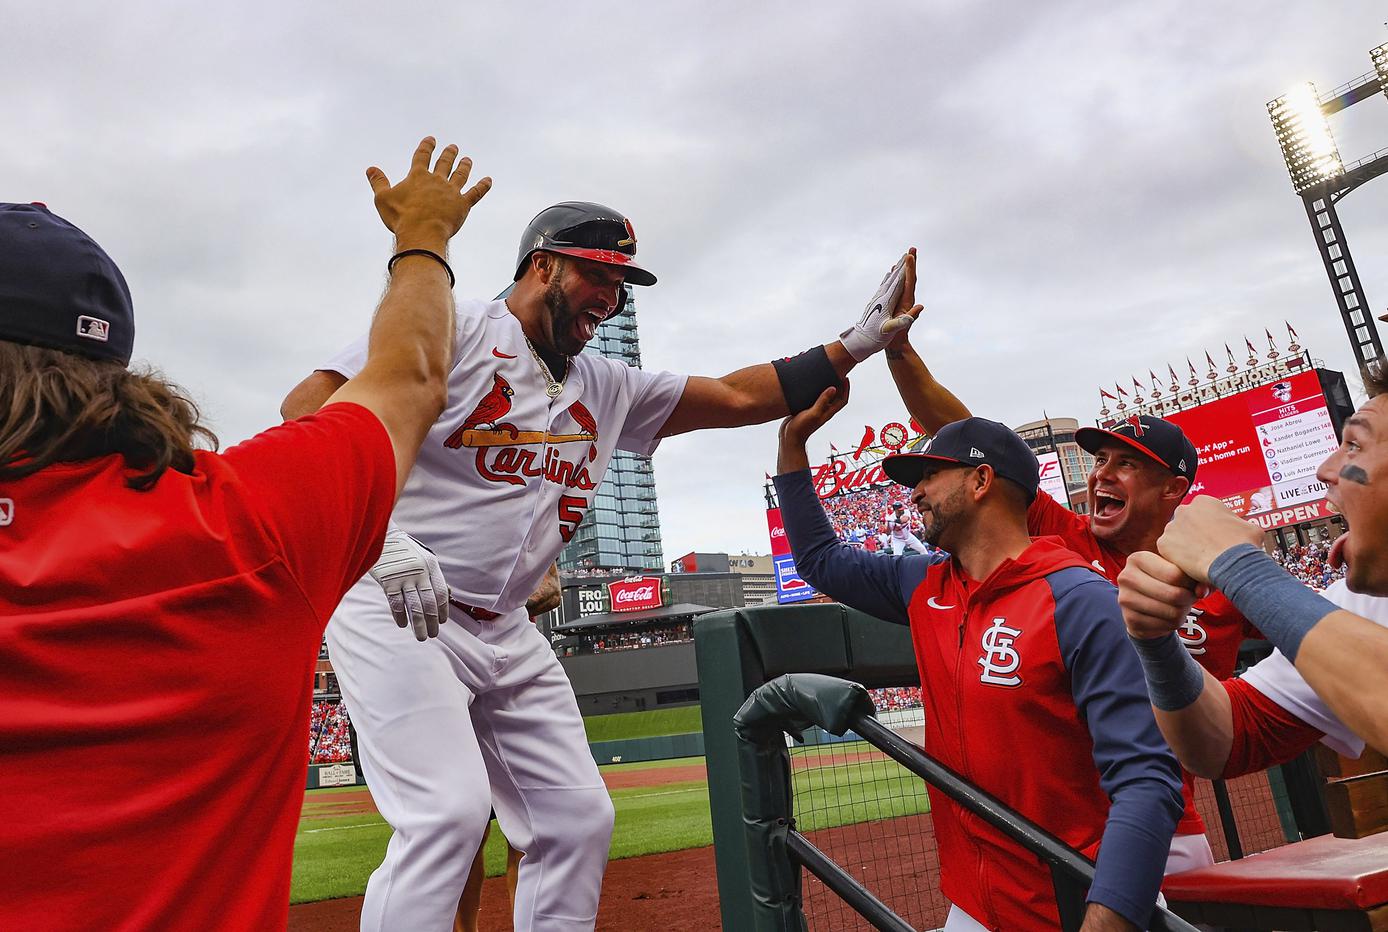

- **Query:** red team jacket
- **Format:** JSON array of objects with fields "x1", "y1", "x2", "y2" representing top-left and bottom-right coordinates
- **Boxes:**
[
  {"x1": 776, "y1": 471, "x2": 1183, "y2": 931},
  {"x1": 1027, "y1": 491, "x2": 1260, "y2": 834},
  {"x1": 0, "y1": 404, "x2": 395, "y2": 931}
]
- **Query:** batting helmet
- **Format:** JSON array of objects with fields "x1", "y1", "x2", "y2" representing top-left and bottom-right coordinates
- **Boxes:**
[{"x1": 513, "y1": 201, "x2": 656, "y2": 286}]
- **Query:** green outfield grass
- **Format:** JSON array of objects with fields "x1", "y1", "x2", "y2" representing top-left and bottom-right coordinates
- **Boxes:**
[
  {"x1": 580, "y1": 705, "x2": 703, "y2": 742},
  {"x1": 290, "y1": 745, "x2": 928, "y2": 905}
]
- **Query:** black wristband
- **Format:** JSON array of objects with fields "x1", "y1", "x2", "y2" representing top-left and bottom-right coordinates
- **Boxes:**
[
  {"x1": 773, "y1": 345, "x2": 840, "y2": 414},
  {"x1": 388, "y1": 249, "x2": 455, "y2": 288}
]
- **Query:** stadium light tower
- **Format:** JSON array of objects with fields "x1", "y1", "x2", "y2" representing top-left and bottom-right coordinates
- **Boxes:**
[{"x1": 1268, "y1": 51, "x2": 1388, "y2": 374}]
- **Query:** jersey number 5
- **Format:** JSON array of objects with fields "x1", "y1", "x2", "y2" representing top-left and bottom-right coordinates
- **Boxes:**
[{"x1": 557, "y1": 495, "x2": 587, "y2": 543}]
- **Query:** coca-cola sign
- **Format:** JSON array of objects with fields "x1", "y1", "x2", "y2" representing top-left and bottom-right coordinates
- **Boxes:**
[
  {"x1": 766, "y1": 507, "x2": 791, "y2": 556},
  {"x1": 607, "y1": 576, "x2": 664, "y2": 613}
]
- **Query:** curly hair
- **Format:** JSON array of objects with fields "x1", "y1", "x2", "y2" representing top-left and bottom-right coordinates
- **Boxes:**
[{"x1": 0, "y1": 342, "x2": 219, "y2": 491}]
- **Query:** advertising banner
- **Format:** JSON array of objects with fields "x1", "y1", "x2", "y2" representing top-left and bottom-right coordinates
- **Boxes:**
[
  {"x1": 607, "y1": 576, "x2": 664, "y2": 613},
  {"x1": 1036, "y1": 451, "x2": 1068, "y2": 509},
  {"x1": 773, "y1": 554, "x2": 816, "y2": 604},
  {"x1": 766, "y1": 507, "x2": 791, "y2": 556},
  {"x1": 1166, "y1": 371, "x2": 1338, "y2": 519}
]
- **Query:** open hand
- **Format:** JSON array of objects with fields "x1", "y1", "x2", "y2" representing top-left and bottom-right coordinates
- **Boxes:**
[
  {"x1": 839, "y1": 248, "x2": 924, "y2": 361},
  {"x1": 366, "y1": 137, "x2": 492, "y2": 249},
  {"x1": 780, "y1": 381, "x2": 850, "y2": 449}
]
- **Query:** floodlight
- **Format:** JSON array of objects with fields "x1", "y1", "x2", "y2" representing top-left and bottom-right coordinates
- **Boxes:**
[
  {"x1": 1374, "y1": 44, "x2": 1388, "y2": 98},
  {"x1": 1268, "y1": 82, "x2": 1345, "y2": 194}
]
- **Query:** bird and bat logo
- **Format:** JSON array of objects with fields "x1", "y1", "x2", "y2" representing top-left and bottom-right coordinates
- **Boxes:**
[{"x1": 444, "y1": 370, "x2": 602, "y2": 541}]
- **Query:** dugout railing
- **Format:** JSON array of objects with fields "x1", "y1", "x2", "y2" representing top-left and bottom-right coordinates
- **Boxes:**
[
  {"x1": 732, "y1": 672, "x2": 1199, "y2": 932},
  {"x1": 695, "y1": 602, "x2": 1318, "y2": 931}
]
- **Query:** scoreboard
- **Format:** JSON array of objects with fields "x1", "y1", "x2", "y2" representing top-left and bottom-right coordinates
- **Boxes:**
[{"x1": 1166, "y1": 371, "x2": 1341, "y2": 529}]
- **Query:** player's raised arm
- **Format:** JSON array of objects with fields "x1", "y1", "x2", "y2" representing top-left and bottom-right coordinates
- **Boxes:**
[
  {"x1": 884, "y1": 330, "x2": 972, "y2": 435},
  {"x1": 284, "y1": 137, "x2": 491, "y2": 500},
  {"x1": 656, "y1": 250, "x2": 922, "y2": 437}
]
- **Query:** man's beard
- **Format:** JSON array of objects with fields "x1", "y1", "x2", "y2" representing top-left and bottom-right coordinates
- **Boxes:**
[
  {"x1": 920, "y1": 485, "x2": 966, "y2": 547},
  {"x1": 543, "y1": 279, "x2": 587, "y2": 358}
]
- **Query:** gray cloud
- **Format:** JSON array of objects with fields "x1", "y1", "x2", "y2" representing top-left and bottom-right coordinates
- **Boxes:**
[{"x1": 7, "y1": 2, "x2": 1388, "y2": 559}]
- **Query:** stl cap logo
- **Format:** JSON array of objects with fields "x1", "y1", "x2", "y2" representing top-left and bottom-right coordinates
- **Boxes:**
[
  {"x1": 617, "y1": 218, "x2": 637, "y2": 248},
  {"x1": 0, "y1": 498, "x2": 12, "y2": 526},
  {"x1": 978, "y1": 617, "x2": 1023, "y2": 687},
  {"x1": 969, "y1": 447, "x2": 984, "y2": 458},
  {"x1": 1126, "y1": 414, "x2": 1145, "y2": 437},
  {"x1": 76, "y1": 316, "x2": 110, "y2": 342}
]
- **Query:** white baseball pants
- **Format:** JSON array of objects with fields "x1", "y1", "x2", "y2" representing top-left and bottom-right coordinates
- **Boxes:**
[
  {"x1": 326, "y1": 588, "x2": 614, "y2": 932},
  {"x1": 891, "y1": 532, "x2": 929, "y2": 555}
]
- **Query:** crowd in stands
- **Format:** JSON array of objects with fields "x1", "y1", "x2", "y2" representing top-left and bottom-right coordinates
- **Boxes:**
[
  {"x1": 308, "y1": 701, "x2": 353, "y2": 764},
  {"x1": 584, "y1": 622, "x2": 692, "y2": 653},
  {"x1": 869, "y1": 686, "x2": 923, "y2": 712},
  {"x1": 1274, "y1": 538, "x2": 1347, "y2": 591},
  {"x1": 821, "y1": 484, "x2": 941, "y2": 555}
]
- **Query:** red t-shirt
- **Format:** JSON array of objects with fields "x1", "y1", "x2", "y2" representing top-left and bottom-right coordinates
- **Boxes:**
[
  {"x1": 0, "y1": 403, "x2": 394, "y2": 932},
  {"x1": 1026, "y1": 491, "x2": 1260, "y2": 835}
]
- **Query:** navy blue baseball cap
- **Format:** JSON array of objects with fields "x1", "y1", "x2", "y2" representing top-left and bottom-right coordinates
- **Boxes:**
[
  {"x1": 0, "y1": 203, "x2": 134, "y2": 365},
  {"x1": 1075, "y1": 415, "x2": 1198, "y2": 483},
  {"x1": 882, "y1": 417, "x2": 1040, "y2": 500}
]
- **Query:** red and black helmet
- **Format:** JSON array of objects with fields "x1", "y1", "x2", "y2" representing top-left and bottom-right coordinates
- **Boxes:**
[{"x1": 513, "y1": 201, "x2": 656, "y2": 286}]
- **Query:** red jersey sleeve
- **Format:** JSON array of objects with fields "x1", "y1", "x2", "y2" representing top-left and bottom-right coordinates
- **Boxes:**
[
  {"x1": 1221, "y1": 676, "x2": 1326, "y2": 779},
  {"x1": 221, "y1": 402, "x2": 395, "y2": 619},
  {"x1": 1028, "y1": 489, "x2": 1088, "y2": 540}
]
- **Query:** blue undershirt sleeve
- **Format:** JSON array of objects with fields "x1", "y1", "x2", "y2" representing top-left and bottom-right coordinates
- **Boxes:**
[
  {"x1": 772, "y1": 470, "x2": 933, "y2": 625},
  {"x1": 1051, "y1": 570, "x2": 1184, "y2": 928}
]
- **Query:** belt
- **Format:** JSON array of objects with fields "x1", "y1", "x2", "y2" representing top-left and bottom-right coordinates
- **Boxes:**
[{"x1": 448, "y1": 597, "x2": 500, "y2": 622}]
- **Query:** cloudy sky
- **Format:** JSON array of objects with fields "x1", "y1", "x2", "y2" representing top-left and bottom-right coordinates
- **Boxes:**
[{"x1": 9, "y1": 3, "x2": 1388, "y2": 560}]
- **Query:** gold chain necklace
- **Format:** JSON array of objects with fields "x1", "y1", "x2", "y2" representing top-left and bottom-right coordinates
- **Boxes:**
[{"x1": 524, "y1": 336, "x2": 567, "y2": 399}]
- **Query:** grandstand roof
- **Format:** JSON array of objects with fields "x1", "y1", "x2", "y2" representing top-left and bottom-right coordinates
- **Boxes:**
[{"x1": 552, "y1": 602, "x2": 717, "y2": 632}]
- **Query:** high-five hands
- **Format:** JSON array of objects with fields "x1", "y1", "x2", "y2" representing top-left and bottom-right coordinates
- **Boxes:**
[
  {"x1": 839, "y1": 248, "x2": 923, "y2": 361},
  {"x1": 366, "y1": 137, "x2": 492, "y2": 248}
]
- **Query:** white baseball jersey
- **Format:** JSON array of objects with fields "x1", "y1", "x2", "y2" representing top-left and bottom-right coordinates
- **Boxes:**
[
  {"x1": 322, "y1": 297, "x2": 687, "y2": 613},
  {"x1": 1240, "y1": 579, "x2": 1388, "y2": 758}
]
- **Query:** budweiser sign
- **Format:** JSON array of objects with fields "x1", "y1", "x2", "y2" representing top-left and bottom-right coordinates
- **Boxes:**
[
  {"x1": 810, "y1": 460, "x2": 893, "y2": 499},
  {"x1": 608, "y1": 576, "x2": 663, "y2": 613}
]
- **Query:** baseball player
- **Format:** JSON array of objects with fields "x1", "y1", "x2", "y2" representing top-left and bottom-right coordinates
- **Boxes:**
[
  {"x1": 775, "y1": 384, "x2": 1182, "y2": 931},
  {"x1": 884, "y1": 329, "x2": 1258, "y2": 873},
  {"x1": 0, "y1": 137, "x2": 489, "y2": 930},
  {"x1": 280, "y1": 211, "x2": 924, "y2": 931},
  {"x1": 886, "y1": 501, "x2": 929, "y2": 554},
  {"x1": 1119, "y1": 370, "x2": 1388, "y2": 769}
]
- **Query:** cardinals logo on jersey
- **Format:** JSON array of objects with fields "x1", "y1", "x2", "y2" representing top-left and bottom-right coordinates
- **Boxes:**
[
  {"x1": 978, "y1": 617, "x2": 1024, "y2": 687},
  {"x1": 444, "y1": 373, "x2": 518, "y2": 446},
  {"x1": 1178, "y1": 608, "x2": 1209, "y2": 655},
  {"x1": 443, "y1": 369, "x2": 604, "y2": 541}
]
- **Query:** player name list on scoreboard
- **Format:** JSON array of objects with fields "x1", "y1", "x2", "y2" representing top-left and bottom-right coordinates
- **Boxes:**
[{"x1": 1252, "y1": 392, "x2": 1338, "y2": 510}]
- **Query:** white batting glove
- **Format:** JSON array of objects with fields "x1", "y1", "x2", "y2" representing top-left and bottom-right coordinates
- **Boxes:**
[
  {"x1": 838, "y1": 255, "x2": 916, "y2": 361},
  {"x1": 368, "y1": 527, "x2": 450, "y2": 641}
]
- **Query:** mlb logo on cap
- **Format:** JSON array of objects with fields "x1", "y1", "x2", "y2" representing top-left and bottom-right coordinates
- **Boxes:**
[{"x1": 77, "y1": 316, "x2": 110, "y2": 343}]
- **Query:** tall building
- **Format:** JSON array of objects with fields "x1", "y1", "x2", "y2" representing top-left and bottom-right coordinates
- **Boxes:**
[
  {"x1": 1013, "y1": 417, "x2": 1095, "y2": 513},
  {"x1": 560, "y1": 290, "x2": 665, "y2": 571}
]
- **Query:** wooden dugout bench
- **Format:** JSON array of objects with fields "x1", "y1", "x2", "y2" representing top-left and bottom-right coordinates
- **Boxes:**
[{"x1": 1163, "y1": 749, "x2": 1388, "y2": 931}]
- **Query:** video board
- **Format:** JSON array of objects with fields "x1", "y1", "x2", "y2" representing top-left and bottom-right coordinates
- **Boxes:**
[{"x1": 1165, "y1": 370, "x2": 1340, "y2": 530}]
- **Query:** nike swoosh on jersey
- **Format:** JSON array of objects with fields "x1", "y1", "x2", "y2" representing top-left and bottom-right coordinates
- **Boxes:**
[
  {"x1": 1092, "y1": 560, "x2": 1105, "y2": 572},
  {"x1": 492, "y1": 347, "x2": 517, "y2": 359},
  {"x1": 926, "y1": 596, "x2": 956, "y2": 610}
]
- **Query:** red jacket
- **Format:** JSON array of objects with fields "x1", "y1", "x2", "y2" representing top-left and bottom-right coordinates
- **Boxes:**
[{"x1": 776, "y1": 470, "x2": 1183, "y2": 930}]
